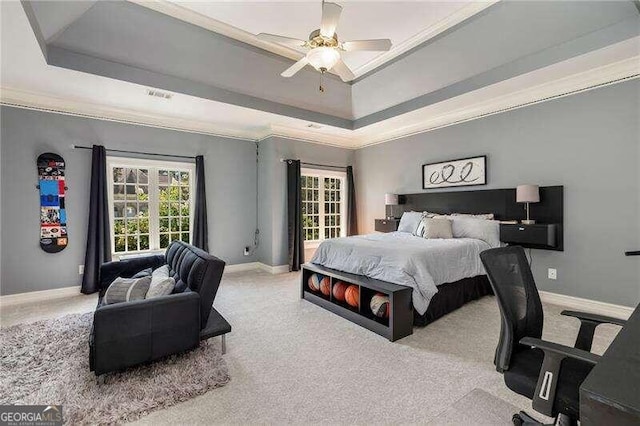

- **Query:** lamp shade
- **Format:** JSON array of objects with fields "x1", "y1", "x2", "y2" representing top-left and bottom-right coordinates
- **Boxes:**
[
  {"x1": 516, "y1": 185, "x2": 540, "y2": 203},
  {"x1": 385, "y1": 193, "x2": 399, "y2": 205},
  {"x1": 306, "y1": 47, "x2": 340, "y2": 71}
]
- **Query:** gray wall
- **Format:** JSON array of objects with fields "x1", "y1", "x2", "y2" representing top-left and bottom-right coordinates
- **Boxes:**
[
  {"x1": 354, "y1": 80, "x2": 640, "y2": 307},
  {"x1": 0, "y1": 106, "x2": 258, "y2": 296},
  {"x1": 257, "y1": 136, "x2": 353, "y2": 266}
]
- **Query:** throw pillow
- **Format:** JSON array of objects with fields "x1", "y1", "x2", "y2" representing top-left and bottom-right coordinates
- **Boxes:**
[
  {"x1": 147, "y1": 277, "x2": 176, "y2": 299},
  {"x1": 146, "y1": 265, "x2": 175, "y2": 299},
  {"x1": 417, "y1": 217, "x2": 453, "y2": 239},
  {"x1": 131, "y1": 267, "x2": 152, "y2": 278},
  {"x1": 397, "y1": 211, "x2": 424, "y2": 234},
  {"x1": 103, "y1": 276, "x2": 152, "y2": 305}
]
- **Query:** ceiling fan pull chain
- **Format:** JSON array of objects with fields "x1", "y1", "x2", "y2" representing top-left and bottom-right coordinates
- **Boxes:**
[{"x1": 319, "y1": 71, "x2": 325, "y2": 93}]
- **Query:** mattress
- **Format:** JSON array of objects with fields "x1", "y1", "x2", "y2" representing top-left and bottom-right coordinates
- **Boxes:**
[{"x1": 310, "y1": 232, "x2": 490, "y2": 315}]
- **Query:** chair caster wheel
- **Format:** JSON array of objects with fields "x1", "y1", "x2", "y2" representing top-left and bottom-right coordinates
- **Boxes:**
[{"x1": 512, "y1": 413, "x2": 524, "y2": 426}]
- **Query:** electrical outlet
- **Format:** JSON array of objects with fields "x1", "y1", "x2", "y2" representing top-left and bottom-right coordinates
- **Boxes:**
[
  {"x1": 548, "y1": 268, "x2": 557, "y2": 280},
  {"x1": 79, "y1": 265, "x2": 84, "y2": 275}
]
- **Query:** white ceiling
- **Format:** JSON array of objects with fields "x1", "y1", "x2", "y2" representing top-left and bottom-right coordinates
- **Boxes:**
[{"x1": 167, "y1": 1, "x2": 472, "y2": 74}]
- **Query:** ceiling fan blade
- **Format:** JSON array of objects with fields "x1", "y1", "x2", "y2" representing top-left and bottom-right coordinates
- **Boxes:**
[
  {"x1": 342, "y1": 39, "x2": 392, "y2": 52},
  {"x1": 281, "y1": 57, "x2": 309, "y2": 78},
  {"x1": 257, "y1": 33, "x2": 306, "y2": 48},
  {"x1": 332, "y1": 59, "x2": 355, "y2": 82},
  {"x1": 320, "y1": 2, "x2": 342, "y2": 38}
]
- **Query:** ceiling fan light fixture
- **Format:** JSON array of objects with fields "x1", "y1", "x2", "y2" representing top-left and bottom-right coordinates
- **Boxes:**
[{"x1": 306, "y1": 47, "x2": 340, "y2": 72}]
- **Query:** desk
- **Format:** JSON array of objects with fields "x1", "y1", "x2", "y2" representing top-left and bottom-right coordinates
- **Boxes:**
[{"x1": 580, "y1": 304, "x2": 640, "y2": 425}]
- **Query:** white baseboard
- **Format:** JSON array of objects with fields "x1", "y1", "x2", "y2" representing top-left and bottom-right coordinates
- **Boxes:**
[
  {"x1": 224, "y1": 262, "x2": 290, "y2": 275},
  {"x1": 0, "y1": 286, "x2": 82, "y2": 307},
  {"x1": 223, "y1": 262, "x2": 261, "y2": 273},
  {"x1": 539, "y1": 290, "x2": 634, "y2": 320},
  {"x1": 1, "y1": 263, "x2": 293, "y2": 306},
  {"x1": 258, "y1": 263, "x2": 290, "y2": 274}
]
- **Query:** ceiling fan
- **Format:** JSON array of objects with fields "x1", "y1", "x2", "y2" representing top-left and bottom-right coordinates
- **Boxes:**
[{"x1": 257, "y1": 1, "x2": 392, "y2": 86}]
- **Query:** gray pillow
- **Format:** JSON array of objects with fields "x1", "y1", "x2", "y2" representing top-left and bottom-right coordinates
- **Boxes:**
[
  {"x1": 103, "y1": 276, "x2": 152, "y2": 305},
  {"x1": 416, "y1": 217, "x2": 453, "y2": 239},
  {"x1": 131, "y1": 267, "x2": 152, "y2": 278},
  {"x1": 146, "y1": 265, "x2": 175, "y2": 299},
  {"x1": 397, "y1": 211, "x2": 424, "y2": 234}
]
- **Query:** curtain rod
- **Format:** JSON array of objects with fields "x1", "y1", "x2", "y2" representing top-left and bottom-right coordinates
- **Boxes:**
[
  {"x1": 72, "y1": 145, "x2": 196, "y2": 160},
  {"x1": 280, "y1": 158, "x2": 347, "y2": 170}
]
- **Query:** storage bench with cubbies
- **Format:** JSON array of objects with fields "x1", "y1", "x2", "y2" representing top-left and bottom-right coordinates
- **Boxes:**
[{"x1": 301, "y1": 263, "x2": 413, "y2": 341}]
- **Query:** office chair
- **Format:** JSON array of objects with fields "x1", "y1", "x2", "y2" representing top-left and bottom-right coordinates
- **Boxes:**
[{"x1": 480, "y1": 246, "x2": 626, "y2": 426}]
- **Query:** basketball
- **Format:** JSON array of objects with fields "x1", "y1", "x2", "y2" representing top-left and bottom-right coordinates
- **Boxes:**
[
  {"x1": 332, "y1": 281, "x2": 348, "y2": 302},
  {"x1": 320, "y1": 276, "x2": 331, "y2": 296},
  {"x1": 345, "y1": 285, "x2": 359, "y2": 308},
  {"x1": 308, "y1": 274, "x2": 322, "y2": 292},
  {"x1": 370, "y1": 293, "x2": 390, "y2": 318}
]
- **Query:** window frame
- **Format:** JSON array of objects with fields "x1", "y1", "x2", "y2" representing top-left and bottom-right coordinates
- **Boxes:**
[
  {"x1": 106, "y1": 156, "x2": 196, "y2": 259},
  {"x1": 301, "y1": 167, "x2": 347, "y2": 249}
]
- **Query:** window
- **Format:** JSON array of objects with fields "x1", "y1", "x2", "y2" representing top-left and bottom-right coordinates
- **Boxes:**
[
  {"x1": 301, "y1": 168, "x2": 347, "y2": 246},
  {"x1": 107, "y1": 157, "x2": 195, "y2": 256}
]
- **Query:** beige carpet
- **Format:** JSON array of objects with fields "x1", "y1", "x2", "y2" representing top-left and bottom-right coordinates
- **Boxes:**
[
  {"x1": 430, "y1": 388, "x2": 523, "y2": 425},
  {"x1": 1, "y1": 270, "x2": 621, "y2": 424}
]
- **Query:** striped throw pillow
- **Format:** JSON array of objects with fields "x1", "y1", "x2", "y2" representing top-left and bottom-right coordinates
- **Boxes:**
[{"x1": 103, "y1": 276, "x2": 152, "y2": 305}]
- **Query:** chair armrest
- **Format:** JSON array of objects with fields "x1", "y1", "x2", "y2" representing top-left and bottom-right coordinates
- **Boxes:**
[
  {"x1": 561, "y1": 310, "x2": 627, "y2": 326},
  {"x1": 561, "y1": 310, "x2": 626, "y2": 352},
  {"x1": 519, "y1": 337, "x2": 601, "y2": 417},
  {"x1": 520, "y1": 337, "x2": 601, "y2": 365},
  {"x1": 98, "y1": 254, "x2": 165, "y2": 292}
]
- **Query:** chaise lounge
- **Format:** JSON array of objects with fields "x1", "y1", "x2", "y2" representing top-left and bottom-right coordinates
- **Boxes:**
[{"x1": 89, "y1": 241, "x2": 231, "y2": 376}]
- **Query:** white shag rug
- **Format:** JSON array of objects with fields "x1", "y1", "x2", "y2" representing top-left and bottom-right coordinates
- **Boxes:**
[{"x1": 0, "y1": 312, "x2": 230, "y2": 425}]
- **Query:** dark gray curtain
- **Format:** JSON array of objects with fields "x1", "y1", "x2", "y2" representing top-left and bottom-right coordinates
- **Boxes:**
[
  {"x1": 287, "y1": 160, "x2": 304, "y2": 271},
  {"x1": 81, "y1": 145, "x2": 111, "y2": 294},
  {"x1": 346, "y1": 166, "x2": 358, "y2": 236},
  {"x1": 193, "y1": 155, "x2": 209, "y2": 252}
]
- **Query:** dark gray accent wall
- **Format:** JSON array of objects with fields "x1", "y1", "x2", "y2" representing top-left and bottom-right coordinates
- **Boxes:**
[
  {"x1": 257, "y1": 136, "x2": 353, "y2": 266},
  {"x1": 0, "y1": 106, "x2": 259, "y2": 296},
  {"x1": 354, "y1": 80, "x2": 640, "y2": 307}
]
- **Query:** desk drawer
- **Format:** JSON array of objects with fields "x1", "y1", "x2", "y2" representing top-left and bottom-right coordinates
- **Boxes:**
[{"x1": 500, "y1": 224, "x2": 558, "y2": 247}]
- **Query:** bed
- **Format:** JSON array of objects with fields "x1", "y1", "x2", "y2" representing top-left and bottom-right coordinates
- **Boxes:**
[{"x1": 310, "y1": 231, "x2": 494, "y2": 325}]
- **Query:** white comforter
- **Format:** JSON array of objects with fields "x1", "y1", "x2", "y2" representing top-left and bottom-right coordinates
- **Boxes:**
[{"x1": 310, "y1": 232, "x2": 490, "y2": 314}]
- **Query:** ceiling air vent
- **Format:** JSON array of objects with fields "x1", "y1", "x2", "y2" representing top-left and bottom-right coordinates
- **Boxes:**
[
  {"x1": 307, "y1": 123, "x2": 322, "y2": 129},
  {"x1": 146, "y1": 89, "x2": 172, "y2": 100}
]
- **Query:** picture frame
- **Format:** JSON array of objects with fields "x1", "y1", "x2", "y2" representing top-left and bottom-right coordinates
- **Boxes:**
[{"x1": 422, "y1": 155, "x2": 487, "y2": 189}]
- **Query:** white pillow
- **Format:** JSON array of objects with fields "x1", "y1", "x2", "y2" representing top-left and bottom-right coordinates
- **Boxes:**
[
  {"x1": 397, "y1": 211, "x2": 424, "y2": 234},
  {"x1": 416, "y1": 217, "x2": 453, "y2": 239},
  {"x1": 451, "y1": 212, "x2": 495, "y2": 220},
  {"x1": 451, "y1": 217, "x2": 501, "y2": 248},
  {"x1": 146, "y1": 265, "x2": 175, "y2": 298}
]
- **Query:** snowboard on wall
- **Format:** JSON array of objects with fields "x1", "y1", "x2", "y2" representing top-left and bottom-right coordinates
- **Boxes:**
[{"x1": 37, "y1": 153, "x2": 68, "y2": 253}]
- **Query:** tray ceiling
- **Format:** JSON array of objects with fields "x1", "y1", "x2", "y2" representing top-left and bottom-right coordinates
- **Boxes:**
[
  {"x1": 2, "y1": 1, "x2": 639, "y2": 148},
  {"x1": 159, "y1": 1, "x2": 474, "y2": 76}
]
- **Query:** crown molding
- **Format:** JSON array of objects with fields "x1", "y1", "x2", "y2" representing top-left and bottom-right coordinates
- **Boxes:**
[
  {"x1": 351, "y1": 1, "x2": 499, "y2": 79},
  {"x1": 129, "y1": 0, "x2": 498, "y2": 82},
  {"x1": 0, "y1": 86, "x2": 261, "y2": 142},
  {"x1": 352, "y1": 55, "x2": 640, "y2": 148},
  {"x1": 127, "y1": 0, "x2": 303, "y2": 64},
  {"x1": 2, "y1": 52, "x2": 637, "y2": 151}
]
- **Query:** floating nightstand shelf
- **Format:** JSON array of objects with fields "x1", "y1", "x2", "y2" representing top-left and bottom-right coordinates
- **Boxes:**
[
  {"x1": 375, "y1": 218, "x2": 400, "y2": 233},
  {"x1": 500, "y1": 223, "x2": 563, "y2": 251}
]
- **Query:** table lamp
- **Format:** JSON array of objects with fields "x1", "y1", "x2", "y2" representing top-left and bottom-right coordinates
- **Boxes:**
[
  {"x1": 516, "y1": 185, "x2": 540, "y2": 225},
  {"x1": 385, "y1": 193, "x2": 399, "y2": 219}
]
